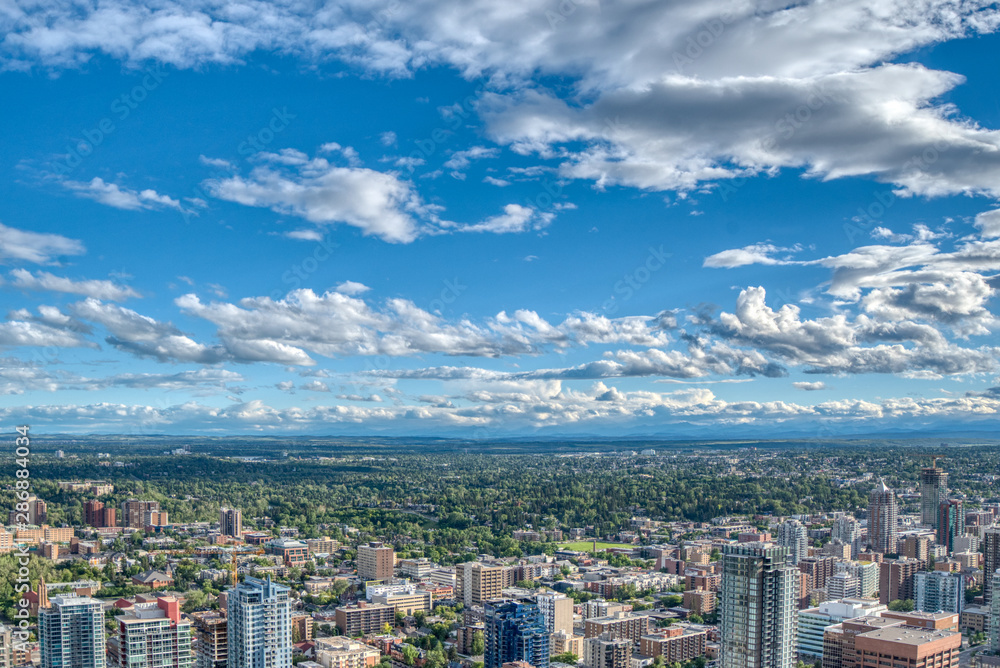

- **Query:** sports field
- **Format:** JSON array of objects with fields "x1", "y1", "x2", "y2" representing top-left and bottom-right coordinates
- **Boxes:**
[{"x1": 557, "y1": 541, "x2": 636, "y2": 551}]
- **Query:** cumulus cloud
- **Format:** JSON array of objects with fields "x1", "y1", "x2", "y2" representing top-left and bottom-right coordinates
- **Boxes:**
[
  {"x1": 70, "y1": 298, "x2": 228, "y2": 363},
  {"x1": 0, "y1": 222, "x2": 85, "y2": 265},
  {"x1": 170, "y1": 289, "x2": 677, "y2": 365},
  {"x1": 713, "y1": 286, "x2": 999, "y2": 377},
  {"x1": 793, "y1": 381, "x2": 827, "y2": 391},
  {"x1": 7, "y1": 269, "x2": 140, "y2": 301},
  {"x1": 334, "y1": 281, "x2": 371, "y2": 296},
  {"x1": 5, "y1": 0, "x2": 999, "y2": 199},
  {"x1": 205, "y1": 148, "x2": 560, "y2": 242},
  {"x1": 204, "y1": 150, "x2": 428, "y2": 243},
  {"x1": 457, "y1": 203, "x2": 553, "y2": 234},
  {"x1": 706, "y1": 219, "x2": 1000, "y2": 336}
]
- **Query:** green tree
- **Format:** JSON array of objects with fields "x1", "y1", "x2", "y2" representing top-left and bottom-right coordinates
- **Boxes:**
[
  {"x1": 471, "y1": 630, "x2": 485, "y2": 656},
  {"x1": 887, "y1": 599, "x2": 914, "y2": 612},
  {"x1": 401, "y1": 645, "x2": 419, "y2": 666}
]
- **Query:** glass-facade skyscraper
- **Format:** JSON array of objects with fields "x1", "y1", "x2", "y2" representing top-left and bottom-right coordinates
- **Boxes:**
[
  {"x1": 227, "y1": 577, "x2": 291, "y2": 668},
  {"x1": 483, "y1": 600, "x2": 550, "y2": 668},
  {"x1": 39, "y1": 596, "x2": 106, "y2": 668},
  {"x1": 720, "y1": 543, "x2": 798, "y2": 668}
]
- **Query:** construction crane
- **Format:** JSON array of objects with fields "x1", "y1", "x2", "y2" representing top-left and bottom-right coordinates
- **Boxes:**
[
  {"x1": 910, "y1": 454, "x2": 947, "y2": 468},
  {"x1": 231, "y1": 547, "x2": 266, "y2": 587}
]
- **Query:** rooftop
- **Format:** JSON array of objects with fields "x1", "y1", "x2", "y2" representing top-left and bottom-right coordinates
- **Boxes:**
[{"x1": 857, "y1": 626, "x2": 958, "y2": 646}]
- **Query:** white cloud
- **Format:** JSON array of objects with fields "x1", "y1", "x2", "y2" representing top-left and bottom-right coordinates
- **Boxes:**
[
  {"x1": 61, "y1": 177, "x2": 184, "y2": 211},
  {"x1": 793, "y1": 381, "x2": 827, "y2": 391},
  {"x1": 443, "y1": 146, "x2": 500, "y2": 171},
  {"x1": 458, "y1": 203, "x2": 553, "y2": 234},
  {"x1": 975, "y1": 209, "x2": 1000, "y2": 238},
  {"x1": 7, "y1": 269, "x2": 140, "y2": 301},
  {"x1": 285, "y1": 229, "x2": 324, "y2": 242},
  {"x1": 7, "y1": 0, "x2": 999, "y2": 199},
  {"x1": 0, "y1": 222, "x2": 85, "y2": 265},
  {"x1": 4, "y1": 386, "x2": 1000, "y2": 434},
  {"x1": 70, "y1": 298, "x2": 229, "y2": 363},
  {"x1": 334, "y1": 281, "x2": 371, "y2": 296},
  {"x1": 204, "y1": 151, "x2": 429, "y2": 243},
  {"x1": 704, "y1": 243, "x2": 803, "y2": 269},
  {"x1": 172, "y1": 289, "x2": 676, "y2": 365},
  {"x1": 713, "y1": 286, "x2": 999, "y2": 377},
  {"x1": 300, "y1": 380, "x2": 330, "y2": 392}
]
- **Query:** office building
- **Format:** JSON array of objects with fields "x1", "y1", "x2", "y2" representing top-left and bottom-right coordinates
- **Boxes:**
[
  {"x1": 985, "y1": 527, "x2": 1000, "y2": 605},
  {"x1": 639, "y1": 627, "x2": 707, "y2": 664},
  {"x1": 356, "y1": 543, "x2": 394, "y2": 583},
  {"x1": 915, "y1": 572, "x2": 963, "y2": 614},
  {"x1": 879, "y1": 559, "x2": 920, "y2": 606},
  {"x1": 960, "y1": 605, "x2": 989, "y2": 633},
  {"x1": 868, "y1": 481, "x2": 898, "y2": 554},
  {"x1": 484, "y1": 600, "x2": 550, "y2": 668},
  {"x1": 826, "y1": 573, "x2": 859, "y2": 600},
  {"x1": 369, "y1": 587, "x2": 431, "y2": 616},
  {"x1": 778, "y1": 520, "x2": 809, "y2": 566},
  {"x1": 535, "y1": 592, "x2": 573, "y2": 635},
  {"x1": 797, "y1": 598, "x2": 886, "y2": 660},
  {"x1": 990, "y1": 572, "x2": 1000, "y2": 654},
  {"x1": 855, "y1": 625, "x2": 958, "y2": 668},
  {"x1": 937, "y1": 500, "x2": 965, "y2": 554},
  {"x1": 227, "y1": 577, "x2": 291, "y2": 668},
  {"x1": 920, "y1": 467, "x2": 948, "y2": 528},
  {"x1": 83, "y1": 500, "x2": 116, "y2": 528},
  {"x1": 220, "y1": 508, "x2": 243, "y2": 538},
  {"x1": 334, "y1": 603, "x2": 394, "y2": 637},
  {"x1": 831, "y1": 518, "x2": 862, "y2": 558},
  {"x1": 306, "y1": 537, "x2": 341, "y2": 555},
  {"x1": 121, "y1": 500, "x2": 159, "y2": 530},
  {"x1": 266, "y1": 539, "x2": 309, "y2": 567},
  {"x1": 822, "y1": 615, "x2": 960, "y2": 668},
  {"x1": 39, "y1": 595, "x2": 106, "y2": 668},
  {"x1": 457, "y1": 562, "x2": 510, "y2": 607},
  {"x1": 313, "y1": 637, "x2": 380, "y2": 668},
  {"x1": 799, "y1": 557, "x2": 836, "y2": 591},
  {"x1": 834, "y1": 562, "x2": 879, "y2": 599},
  {"x1": 901, "y1": 535, "x2": 933, "y2": 568},
  {"x1": 719, "y1": 543, "x2": 799, "y2": 668},
  {"x1": 190, "y1": 612, "x2": 227, "y2": 668},
  {"x1": 583, "y1": 634, "x2": 630, "y2": 668},
  {"x1": 108, "y1": 597, "x2": 192, "y2": 668}
]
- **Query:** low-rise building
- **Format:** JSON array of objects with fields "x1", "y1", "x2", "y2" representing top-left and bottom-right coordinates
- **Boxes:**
[
  {"x1": 639, "y1": 626, "x2": 707, "y2": 664},
  {"x1": 314, "y1": 637, "x2": 380, "y2": 668},
  {"x1": 334, "y1": 603, "x2": 394, "y2": 637},
  {"x1": 584, "y1": 612, "x2": 649, "y2": 644}
]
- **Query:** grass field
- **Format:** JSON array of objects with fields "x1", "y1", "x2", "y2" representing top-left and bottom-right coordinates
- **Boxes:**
[{"x1": 557, "y1": 541, "x2": 637, "y2": 551}]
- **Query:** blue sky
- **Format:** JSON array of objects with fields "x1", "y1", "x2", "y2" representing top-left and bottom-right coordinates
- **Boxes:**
[{"x1": 2, "y1": 0, "x2": 1000, "y2": 436}]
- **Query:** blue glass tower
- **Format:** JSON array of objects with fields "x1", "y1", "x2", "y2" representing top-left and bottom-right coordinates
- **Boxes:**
[{"x1": 484, "y1": 600, "x2": 550, "y2": 668}]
